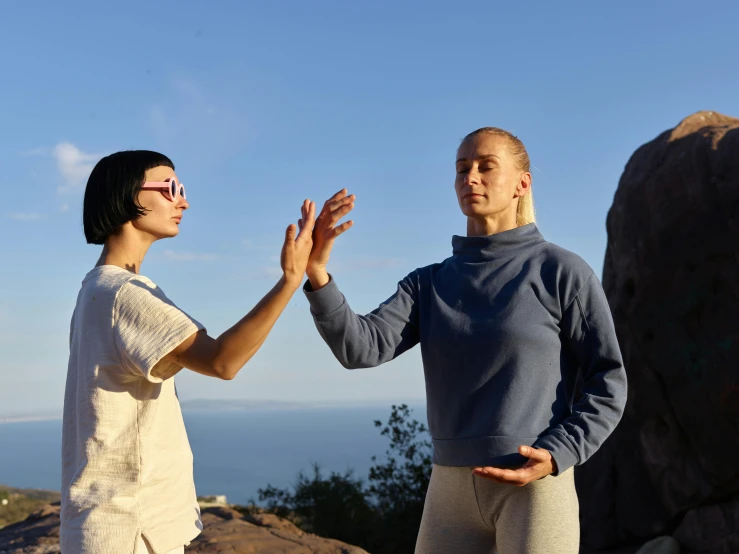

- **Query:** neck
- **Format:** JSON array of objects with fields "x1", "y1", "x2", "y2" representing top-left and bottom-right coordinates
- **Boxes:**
[
  {"x1": 96, "y1": 225, "x2": 154, "y2": 274},
  {"x1": 466, "y1": 205, "x2": 518, "y2": 237}
]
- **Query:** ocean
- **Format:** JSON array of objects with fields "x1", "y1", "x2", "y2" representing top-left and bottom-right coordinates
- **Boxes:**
[{"x1": 0, "y1": 405, "x2": 426, "y2": 505}]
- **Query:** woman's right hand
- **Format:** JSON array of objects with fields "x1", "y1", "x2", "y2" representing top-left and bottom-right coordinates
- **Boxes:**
[{"x1": 303, "y1": 188, "x2": 355, "y2": 289}]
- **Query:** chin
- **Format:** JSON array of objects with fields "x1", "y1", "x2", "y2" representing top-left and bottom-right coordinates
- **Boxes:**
[
  {"x1": 155, "y1": 227, "x2": 180, "y2": 240},
  {"x1": 460, "y1": 206, "x2": 488, "y2": 218}
]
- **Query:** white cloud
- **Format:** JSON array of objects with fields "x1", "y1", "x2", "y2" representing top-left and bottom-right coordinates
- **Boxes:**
[
  {"x1": 162, "y1": 250, "x2": 218, "y2": 262},
  {"x1": 53, "y1": 142, "x2": 98, "y2": 194},
  {"x1": 6, "y1": 212, "x2": 46, "y2": 221}
]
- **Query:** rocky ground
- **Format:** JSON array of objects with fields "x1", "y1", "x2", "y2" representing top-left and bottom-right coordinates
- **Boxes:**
[{"x1": 0, "y1": 503, "x2": 369, "y2": 554}]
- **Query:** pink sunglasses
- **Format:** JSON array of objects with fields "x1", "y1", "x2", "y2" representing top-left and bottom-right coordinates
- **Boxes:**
[{"x1": 141, "y1": 177, "x2": 186, "y2": 202}]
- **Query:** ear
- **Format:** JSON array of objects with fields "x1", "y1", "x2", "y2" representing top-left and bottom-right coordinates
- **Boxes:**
[{"x1": 516, "y1": 172, "x2": 532, "y2": 197}]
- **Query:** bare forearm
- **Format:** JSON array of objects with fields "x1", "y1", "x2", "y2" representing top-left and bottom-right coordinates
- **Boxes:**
[
  {"x1": 215, "y1": 276, "x2": 299, "y2": 377},
  {"x1": 167, "y1": 201, "x2": 316, "y2": 381}
]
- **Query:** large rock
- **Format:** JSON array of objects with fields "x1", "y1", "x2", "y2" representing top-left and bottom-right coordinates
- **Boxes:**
[
  {"x1": 576, "y1": 111, "x2": 739, "y2": 551},
  {"x1": 672, "y1": 499, "x2": 739, "y2": 553},
  {"x1": 0, "y1": 504, "x2": 369, "y2": 554}
]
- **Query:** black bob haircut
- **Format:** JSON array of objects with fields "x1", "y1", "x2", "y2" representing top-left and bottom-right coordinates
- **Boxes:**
[{"x1": 83, "y1": 150, "x2": 174, "y2": 244}]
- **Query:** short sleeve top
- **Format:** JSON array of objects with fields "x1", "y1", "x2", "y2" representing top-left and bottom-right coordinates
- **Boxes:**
[{"x1": 61, "y1": 265, "x2": 204, "y2": 554}]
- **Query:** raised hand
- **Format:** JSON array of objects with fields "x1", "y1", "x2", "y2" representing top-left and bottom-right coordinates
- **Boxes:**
[
  {"x1": 304, "y1": 189, "x2": 355, "y2": 289},
  {"x1": 472, "y1": 446, "x2": 556, "y2": 486},
  {"x1": 281, "y1": 199, "x2": 316, "y2": 289}
]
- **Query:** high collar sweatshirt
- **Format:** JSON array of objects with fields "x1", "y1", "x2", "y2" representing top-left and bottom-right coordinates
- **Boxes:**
[{"x1": 304, "y1": 223, "x2": 627, "y2": 475}]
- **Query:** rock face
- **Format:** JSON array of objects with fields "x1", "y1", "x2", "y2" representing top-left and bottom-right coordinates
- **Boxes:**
[
  {"x1": 0, "y1": 504, "x2": 370, "y2": 554},
  {"x1": 576, "y1": 111, "x2": 739, "y2": 551}
]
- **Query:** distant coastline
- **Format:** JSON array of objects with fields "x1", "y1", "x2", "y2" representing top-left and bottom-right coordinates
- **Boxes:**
[
  {"x1": 0, "y1": 414, "x2": 62, "y2": 425},
  {"x1": 0, "y1": 398, "x2": 426, "y2": 424}
]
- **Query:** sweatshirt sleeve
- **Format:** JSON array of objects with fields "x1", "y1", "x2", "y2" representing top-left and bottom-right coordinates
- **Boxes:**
[
  {"x1": 533, "y1": 273, "x2": 628, "y2": 475},
  {"x1": 303, "y1": 274, "x2": 420, "y2": 369}
]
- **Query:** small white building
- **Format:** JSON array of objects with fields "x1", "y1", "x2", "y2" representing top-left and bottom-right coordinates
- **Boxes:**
[{"x1": 197, "y1": 494, "x2": 228, "y2": 507}]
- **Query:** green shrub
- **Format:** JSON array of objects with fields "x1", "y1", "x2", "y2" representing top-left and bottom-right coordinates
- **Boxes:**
[{"x1": 257, "y1": 404, "x2": 432, "y2": 553}]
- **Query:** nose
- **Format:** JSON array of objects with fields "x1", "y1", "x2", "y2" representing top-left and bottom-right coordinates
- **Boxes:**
[
  {"x1": 464, "y1": 166, "x2": 480, "y2": 186},
  {"x1": 178, "y1": 196, "x2": 189, "y2": 210}
]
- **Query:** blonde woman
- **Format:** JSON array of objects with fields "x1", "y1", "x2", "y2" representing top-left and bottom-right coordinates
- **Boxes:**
[{"x1": 301, "y1": 128, "x2": 627, "y2": 553}]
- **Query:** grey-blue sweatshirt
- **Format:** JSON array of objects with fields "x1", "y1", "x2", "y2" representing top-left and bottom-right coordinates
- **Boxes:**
[{"x1": 303, "y1": 223, "x2": 627, "y2": 475}]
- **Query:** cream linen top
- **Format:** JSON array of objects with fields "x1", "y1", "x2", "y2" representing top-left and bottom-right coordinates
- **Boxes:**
[{"x1": 61, "y1": 266, "x2": 204, "y2": 553}]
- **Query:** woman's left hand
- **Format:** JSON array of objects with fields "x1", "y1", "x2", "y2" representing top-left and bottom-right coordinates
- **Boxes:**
[
  {"x1": 281, "y1": 199, "x2": 316, "y2": 289},
  {"x1": 472, "y1": 445, "x2": 556, "y2": 486}
]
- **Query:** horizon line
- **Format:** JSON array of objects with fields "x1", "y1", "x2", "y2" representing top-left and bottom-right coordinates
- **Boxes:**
[{"x1": 0, "y1": 397, "x2": 427, "y2": 424}]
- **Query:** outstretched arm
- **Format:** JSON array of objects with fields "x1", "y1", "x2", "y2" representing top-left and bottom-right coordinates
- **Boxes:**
[
  {"x1": 302, "y1": 189, "x2": 420, "y2": 369},
  {"x1": 158, "y1": 200, "x2": 317, "y2": 380}
]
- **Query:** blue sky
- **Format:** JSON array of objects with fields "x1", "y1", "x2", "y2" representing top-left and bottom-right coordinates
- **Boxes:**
[{"x1": 1, "y1": 0, "x2": 737, "y2": 416}]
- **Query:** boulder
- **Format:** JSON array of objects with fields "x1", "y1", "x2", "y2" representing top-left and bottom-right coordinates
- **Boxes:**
[
  {"x1": 635, "y1": 536, "x2": 680, "y2": 554},
  {"x1": 672, "y1": 499, "x2": 739, "y2": 554},
  {"x1": 576, "y1": 111, "x2": 739, "y2": 551}
]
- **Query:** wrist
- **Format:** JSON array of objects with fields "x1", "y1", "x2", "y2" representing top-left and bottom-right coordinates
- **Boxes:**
[
  {"x1": 306, "y1": 265, "x2": 329, "y2": 290},
  {"x1": 306, "y1": 263, "x2": 327, "y2": 279},
  {"x1": 281, "y1": 272, "x2": 303, "y2": 292}
]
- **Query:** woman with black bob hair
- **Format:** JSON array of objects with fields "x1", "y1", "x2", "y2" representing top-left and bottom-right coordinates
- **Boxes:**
[{"x1": 62, "y1": 150, "x2": 315, "y2": 553}]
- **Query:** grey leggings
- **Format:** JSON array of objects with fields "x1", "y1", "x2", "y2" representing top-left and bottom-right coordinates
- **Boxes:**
[{"x1": 415, "y1": 464, "x2": 579, "y2": 554}]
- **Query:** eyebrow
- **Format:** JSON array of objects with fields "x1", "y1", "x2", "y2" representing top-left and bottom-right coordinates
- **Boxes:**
[{"x1": 456, "y1": 154, "x2": 500, "y2": 163}]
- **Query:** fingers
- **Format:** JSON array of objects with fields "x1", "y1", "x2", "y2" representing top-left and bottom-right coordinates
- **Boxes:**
[
  {"x1": 285, "y1": 223, "x2": 297, "y2": 244},
  {"x1": 295, "y1": 200, "x2": 314, "y2": 237},
  {"x1": 332, "y1": 219, "x2": 353, "y2": 238},
  {"x1": 472, "y1": 466, "x2": 530, "y2": 487},
  {"x1": 321, "y1": 192, "x2": 355, "y2": 217},
  {"x1": 312, "y1": 191, "x2": 355, "y2": 239},
  {"x1": 518, "y1": 445, "x2": 550, "y2": 463},
  {"x1": 327, "y1": 188, "x2": 349, "y2": 205},
  {"x1": 471, "y1": 468, "x2": 507, "y2": 485},
  {"x1": 297, "y1": 201, "x2": 316, "y2": 242},
  {"x1": 301, "y1": 201, "x2": 308, "y2": 225},
  {"x1": 324, "y1": 200, "x2": 354, "y2": 228},
  {"x1": 330, "y1": 193, "x2": 355, "y2": 211},
  {"x1": 306, "y1": 200, "x2": 316, "y2": 226}
]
